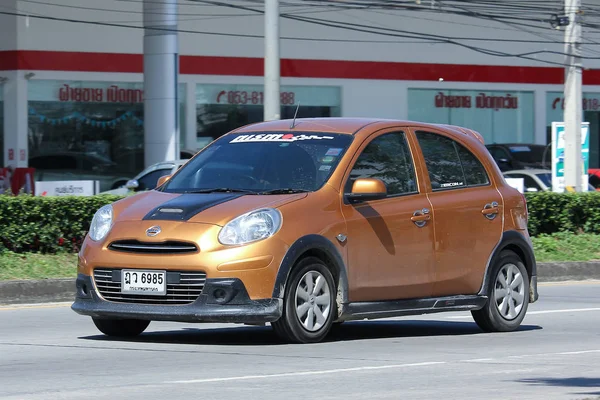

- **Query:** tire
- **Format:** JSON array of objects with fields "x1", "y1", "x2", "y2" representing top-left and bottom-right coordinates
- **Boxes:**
[
  {"x1": 471, "y1": 250, "x2": 530, "y2": 332},
  {"x1": 92, "y1": 317, "x2": 150, "y2": 337},
  {"x1": 272, "y1": 257, "x2": 337, "y2": 343}
]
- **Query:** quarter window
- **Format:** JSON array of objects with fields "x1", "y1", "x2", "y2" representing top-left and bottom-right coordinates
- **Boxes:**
[
  {"x1": 345, "y1": 131, "x2": 417, "y2": 196},
  {"x1": 416, "y1": 131, "x2": 489, "y2": 190}
]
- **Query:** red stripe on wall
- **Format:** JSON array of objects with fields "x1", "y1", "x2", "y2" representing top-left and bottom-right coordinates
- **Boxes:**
[{"x1": 2, "y1": 49, "x2": 600, "y2": 85}]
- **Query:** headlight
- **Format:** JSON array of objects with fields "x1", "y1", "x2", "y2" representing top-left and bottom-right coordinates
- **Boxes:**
[
  {"x1": 89, "y1": 204, "x2": 113, "y2": 242},
  {"x1": 218, "y1": 208, "x2": 282, "y2": 246}
]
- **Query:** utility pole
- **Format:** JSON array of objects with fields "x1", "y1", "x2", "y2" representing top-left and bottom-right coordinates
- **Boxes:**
[
  {"x1": 264, "y1": 0, "x2": 281, "y2": 121},
  {"x1": 563, "y1": 0, "x2": 583, "y2": 191},
  {"x1": 143, "y1": 0, "x2": 179, "y2": 168}
]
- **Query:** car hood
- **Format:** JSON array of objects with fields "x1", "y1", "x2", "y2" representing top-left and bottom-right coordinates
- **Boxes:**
[{"x1": 112, "y1": 190, "x2": 308, "y2": 226}]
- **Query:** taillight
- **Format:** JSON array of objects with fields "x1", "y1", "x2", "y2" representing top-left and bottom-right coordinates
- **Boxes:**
[{"x1": 519, "y1": 191, "x2": 528, "y2": 220}]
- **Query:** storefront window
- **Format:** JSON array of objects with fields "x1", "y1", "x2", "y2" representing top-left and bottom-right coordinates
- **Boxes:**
[
  {"x1": 547, "y1": 91, "x2": 600, "y2": 168},
  {"x1": 28, "y1": 80, "x2": 186, "y2": 192},
  {"x1": 408, "y1": 89, "x2": 535, "y2": 144},
  {"x1": 195, "y1": 84, "x2": 341, "y2": 148}
]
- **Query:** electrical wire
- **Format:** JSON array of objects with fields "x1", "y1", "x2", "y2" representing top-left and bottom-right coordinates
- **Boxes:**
[
  {"x1": 5, "y1": 0, "x2": 598, "y2": 68},
  {"x1": 0, "y1": 10, "x2": 439, "y2": 44}
]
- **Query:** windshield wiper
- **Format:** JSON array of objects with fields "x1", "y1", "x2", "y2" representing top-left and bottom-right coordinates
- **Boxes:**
[
  {"x1": 185, "y1": 188, "x2": 259, "y2": 194},
  {"x1": 258, "y1": 188, "x2": 311, "y2": 195}
]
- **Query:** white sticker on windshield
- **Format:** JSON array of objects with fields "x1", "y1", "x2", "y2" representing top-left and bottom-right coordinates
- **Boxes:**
[
  {"x1": 319, "y1": 165, "x2": 332, "y2": 171},
  {"x1": 229, "y1": 134, "x2": 335, "y2": 143}
]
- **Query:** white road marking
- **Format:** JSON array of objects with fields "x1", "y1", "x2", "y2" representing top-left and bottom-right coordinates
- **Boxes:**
[
  {"x1": 168, "y1": 362, "x2": 447, "y2": 384},
  {"x1": 167, "y1": 350, "x2": 600, "y2": 385},
  {"x1": 556, "y1": 350, "x2": 600, "y2": 355},
  {"x1": 446, "y1": 307, "x2": 600, "y2": 319}
]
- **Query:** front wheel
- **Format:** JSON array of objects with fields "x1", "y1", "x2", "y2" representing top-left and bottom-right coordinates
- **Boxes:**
[
  {"x1": 471, "y1": 250, "x2": 529, "y2": 332},
  {"x1": 92, "y1": 317, "x2": 150, "y2": 337},
  {"x1": 272, "y1": 257, "x2": 336, "y2": 343}
]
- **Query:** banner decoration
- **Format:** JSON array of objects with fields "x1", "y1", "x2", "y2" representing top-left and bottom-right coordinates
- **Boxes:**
[{"x1": 28, "y1": 107, "x2": 144, "y2": 128}]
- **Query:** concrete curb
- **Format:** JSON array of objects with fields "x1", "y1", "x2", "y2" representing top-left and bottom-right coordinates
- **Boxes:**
[
  {"x1": 537, "y1": 261, "x2": 600, "y2": 282},
  {"x1": 1, "y1": 262, "x2": 599, "y2": 305},
  {"x1": 0, "y1": 278, "x2": 75, "y2": 305}
]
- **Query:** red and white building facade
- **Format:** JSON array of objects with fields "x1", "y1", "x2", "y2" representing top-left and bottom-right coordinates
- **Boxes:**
[{"x1": 3, "y1": 0, "x2": 600, "y2": 182}]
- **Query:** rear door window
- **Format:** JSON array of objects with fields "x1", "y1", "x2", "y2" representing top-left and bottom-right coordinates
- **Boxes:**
[{"x1": 416, "y1": 131, "x2": 490, "y2": 190}]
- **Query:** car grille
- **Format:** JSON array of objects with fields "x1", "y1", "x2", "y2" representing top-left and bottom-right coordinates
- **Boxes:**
[
  {"x1": 108, "y1": 240, "x2": 198, "y2": 254},
  {"x1": 93, "y1": 268, "x2": 206, "y2": 305}
]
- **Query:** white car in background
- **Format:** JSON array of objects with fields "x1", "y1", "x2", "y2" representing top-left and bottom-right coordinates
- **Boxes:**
[
  {"x1": 101, "y1": 159, "x2": 188, "y2": 195},
  {"x1": 503, "y1": 169, "x2": 595, "y2": 192}
]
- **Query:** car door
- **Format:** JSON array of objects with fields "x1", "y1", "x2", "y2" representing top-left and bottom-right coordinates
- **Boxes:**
[
  {"x1": 340, "y1": 129, "x2": 436, "y2": 302},
  {"x1": 413, "y1": 129, "x2": 504, "y2": 297}
]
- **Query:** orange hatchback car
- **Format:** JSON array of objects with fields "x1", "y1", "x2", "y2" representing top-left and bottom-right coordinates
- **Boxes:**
[{"x1": 72, "y1": 118, "x2": 538, "y2": 343}]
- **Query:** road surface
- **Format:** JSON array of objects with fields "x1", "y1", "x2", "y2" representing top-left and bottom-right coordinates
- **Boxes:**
[{"x1": 1, "y1": 281, "x2": 599, "y2": 400}]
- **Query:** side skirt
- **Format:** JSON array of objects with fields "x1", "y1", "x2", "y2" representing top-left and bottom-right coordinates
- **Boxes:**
[{"x1": 338, "y1": 295, "x2": 488, "y2": 322}]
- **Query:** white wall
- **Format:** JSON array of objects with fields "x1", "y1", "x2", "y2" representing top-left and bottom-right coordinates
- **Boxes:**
[
  {"x1": 11, "y1": 0, "x2": 600, "y2": 68},
  {"x1": 0, "y1": 0, "x2": 17, "y2": 51}
]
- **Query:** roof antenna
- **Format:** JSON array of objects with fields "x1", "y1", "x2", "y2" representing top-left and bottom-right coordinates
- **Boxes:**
[{"x1": 290, "y1": 102, "x2": 300, "y2": 129}]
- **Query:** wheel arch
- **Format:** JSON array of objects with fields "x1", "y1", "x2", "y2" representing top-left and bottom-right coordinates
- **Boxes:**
[
  {"x1": 272, "y1": 234, "x2": 349, "y2": 318},
  {"x1": 478, "y1": 230, "x2": 538, "y2": 301}
]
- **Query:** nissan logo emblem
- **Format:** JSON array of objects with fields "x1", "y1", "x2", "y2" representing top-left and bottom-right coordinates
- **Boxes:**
[{"x1": 146, "y1": 226, "x2": 161, "y2": 237}]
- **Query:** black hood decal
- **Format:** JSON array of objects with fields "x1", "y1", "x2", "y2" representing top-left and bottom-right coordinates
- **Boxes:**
[{"x1": 142, "y1": 193, "x2": 244, "y2": 221}]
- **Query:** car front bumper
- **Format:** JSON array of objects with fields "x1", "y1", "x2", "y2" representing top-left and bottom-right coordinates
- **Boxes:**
[{"x1": 71, "y1": 273, "x2": 283, "y2": 324}]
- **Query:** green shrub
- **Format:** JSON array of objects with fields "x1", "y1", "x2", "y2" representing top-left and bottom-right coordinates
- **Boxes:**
[
  {"x1": 524, "y1": 191, "x2": 600, "y2": 236},
  {"x1": 0, "y1": 191, "x2": 599, "y2": 254},
  {"x1": 0, "y1": 195, "x2": 124, "y2": 254}
]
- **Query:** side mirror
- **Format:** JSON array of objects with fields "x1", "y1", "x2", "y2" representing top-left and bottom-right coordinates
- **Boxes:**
[
  {"x1": 125, "y1": 179, "x2": 139, "y2": 190},
  {"x1": 156, "y1": 175, "x2": 171, "y2": 187},
  {"x1": 525, "y1": 187, "x2": 538, "y2": 192},
  {"x1": 345, "y1": 178, "x2": 387, "y2": 203}
]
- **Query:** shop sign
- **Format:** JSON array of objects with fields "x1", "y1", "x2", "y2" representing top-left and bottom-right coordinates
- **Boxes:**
[
  {"x1": 551, "y1": 121, "x2": 589, "y2": 192},
  {"x1": 215, "y1": 90, "x2": 296, "y2": 105},
  {"x1": 196, "y1": 84, "x2": 341, "y2": 107},
  {"x1": 551, "y1": 96, "x2": 600, "y2": 111},
  {"x1": 434, "y1": 92, "x2": 519, "y2": 110},
  {"x1": 35, "y1": 180, "x2": 100, "y2": 197},
  {"x1": 58, "y1": 84, "x2": 144, "y2": 103}
]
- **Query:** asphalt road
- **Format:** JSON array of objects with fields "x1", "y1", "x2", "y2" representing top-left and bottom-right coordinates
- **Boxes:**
[{"x1": 1, "y1": 281, "x2": 600, "y2": 400}]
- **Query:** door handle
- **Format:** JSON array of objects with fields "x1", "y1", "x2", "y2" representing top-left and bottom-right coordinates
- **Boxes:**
[
  {"x1": 482, "y1": 201, "x2": 499, "y2": 220},
  {"x1": 411, "y1": 208, "x2": 431, "y2": 227}
]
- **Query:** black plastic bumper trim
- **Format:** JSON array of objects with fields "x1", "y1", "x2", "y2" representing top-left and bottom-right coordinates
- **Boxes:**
[{"x1": 71, "y1": 274, "x2": 282, "y2": 323}]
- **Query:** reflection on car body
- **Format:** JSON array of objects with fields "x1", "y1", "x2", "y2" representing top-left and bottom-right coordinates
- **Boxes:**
[{"x1": 72, "y1": 118, "x2": 538, "y2": 343}]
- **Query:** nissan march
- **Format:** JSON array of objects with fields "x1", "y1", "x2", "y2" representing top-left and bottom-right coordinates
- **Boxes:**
[{"x1": 72, "y1": 118, "x2": 539, "y2": 343}]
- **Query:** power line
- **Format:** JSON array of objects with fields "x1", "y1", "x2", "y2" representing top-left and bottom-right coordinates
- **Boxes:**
[
  {"x1": 5, "y1": 1, "x2": 598, "y2": 68},
  {"x1": 0, "y1": 10, "x2": 439, "y2": 44}
]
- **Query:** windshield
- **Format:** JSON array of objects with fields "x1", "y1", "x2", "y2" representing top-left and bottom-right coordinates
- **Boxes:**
[
  {"x1": 536, "y1": 172, "x2": 552, "y2": 187},
  {"x1": 508, "y1": 145, "x2": 550, "y2": 164},
  {"x1": 162, "y1": 131, "x2": 354, "y2": 193}
]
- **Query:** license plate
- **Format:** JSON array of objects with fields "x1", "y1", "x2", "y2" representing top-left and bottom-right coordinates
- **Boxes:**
[{"x1": 121, "y1": 270, "x2": 166, "y2": 296}]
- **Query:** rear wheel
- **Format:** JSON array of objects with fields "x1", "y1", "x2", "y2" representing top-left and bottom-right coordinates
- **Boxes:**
[
  {"x1": 92, "y1": 317, "x2": 150, "y2": 337},
  {"x1": 471, "y1": 250, "x2": 529, "y2": 332},
  {"x1": 272, "y1": 257, "x2": 336, "y2": 343}
]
